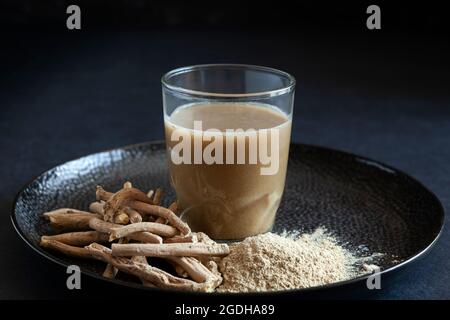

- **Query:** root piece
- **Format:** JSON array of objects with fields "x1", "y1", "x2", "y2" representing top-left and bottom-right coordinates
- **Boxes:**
[
  {"x1": 194, "y1": 232, "x2": 222, "y2": 275},
  {"x1": 155, "y1": 217, "x2": 166, "y2": 224},
  {"x1": 96, "y1": 186, "x2": 113, "y2": 201},
  {"x1": 86, "y1": 243, "x2": 219, "y2": 292},
  {"x1": 103, "y1": 264, "x2": 118, "y2": 279},
  {"x1": 195, "y1": 232, "x2": 216, "y2": 245},
  {"x1": 103, "y1": 187, "x2": 154, "y2": 222},
  {"x1": 131, "y1": 256, "x2": 148, "y2": 264},
  {"x1": 40, "y1": 238, "x2": 92, "y2": 259},
  {"x1": 156, "y1": 201, "x2": 177, "y2": 224},
  {"x1": 93, "y1": 187, "x2": 142, "y2": 223},
  {"x1": 88, "y1": 218, "x2": 120, "y2": 233},
  {"x1": 130, "y1": 256, "x2": 152, "y2": 285},
  {"x1": 45, "y1": 212, "x2": 101, "y2": 231},
  {"x1": 102, "y1": 187, "x2": 189, "y2": 235},
  {"x1": 129, "y1": 232, "x2": 163, "y2": 244},
  {"x1": 123, "y1": 181, "x2": 133, "y2": 189},
  {"x1": 153, "y1": 188, "x2": 163, "y2": 205},
  {"x1": 167, "y1": 256, "x2": 216, "y2": 283},
  {"x1": 164, "y1": 234, "x2": 197, "y2": 244},
  {"x1": 41, "y1": 231, "x2": 109, "y2": 246},
  {"x1": 123, "y1": 207, "x2": 143, "y2": 223},
  {"x1": 109, "y1": 222, "x2": 178, "y2": 241},
  {"x1": 114, "y1": 213, "x2": 130, "y2": 225},
  {"x1": 168, "y1": 201, "x2": 178, "y2": 213},
  {"x1": 169, "y1": 261, "x2": 188, "y2": 278},
  {"x1": 111, "y1": 243, "x2": 230, "y2": 258},
  {"x1": 107, "y1": 187, "x2": 154, "y2": 207},
  {"x1": 89, "y1": 202, "x2": 105, "y2": 215},
  {"x1": 131, "y1": 202, "x2": 190, "y2": 235},
  {"x1": 103, "y1": 237, "x2": 128, "y2": 279},
  {"x1": 89, "y1": 218, "x2": 162, "y2": 243}
]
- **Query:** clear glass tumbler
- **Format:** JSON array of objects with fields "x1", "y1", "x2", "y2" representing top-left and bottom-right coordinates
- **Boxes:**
[{"x1": 162, "y1": 64, "x2": 295, "y2": 240}]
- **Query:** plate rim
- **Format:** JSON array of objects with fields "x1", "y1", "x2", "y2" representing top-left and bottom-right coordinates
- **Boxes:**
[{"x1": 10, "y1": 140, "x2": 446, "y2": 296}]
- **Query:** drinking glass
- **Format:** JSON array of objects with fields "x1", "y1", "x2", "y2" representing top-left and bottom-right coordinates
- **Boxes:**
[{"x1": 162, "y1": 64, "x2": 295, "y2": 239}]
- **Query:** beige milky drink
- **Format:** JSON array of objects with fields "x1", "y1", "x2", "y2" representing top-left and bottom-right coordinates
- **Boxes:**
[
  {"x1": 165, "y1": 102, "x2": 291, "y2": 239},
  {"x1": 162, "y1": 64, "x2": 295, "y2": 240}
]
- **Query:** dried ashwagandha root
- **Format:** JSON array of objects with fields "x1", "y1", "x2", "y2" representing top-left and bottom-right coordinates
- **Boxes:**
[
  {"x1": 122, "y1": 207, "x2": 143, "y2": 223},
  {"x1": 122, "y1": 181, "x2": 140, "y2": 224},
  {"x1": 111, "y1": 242, "x2": 230, "y2": 258},
  {"x1": 39, "y1": 183, "x2": 229, "y2": 292},
  {"x1": 195, "y1": 232, "x2": 216, "y2": 245},
  {"x1": 131, "y1": 201, "x2": 190, "y2": 235},
  {"x1": 166, "y1": 256, "x2": 216, "y2": 283},
  {"x1": 155, "y1": 201, "x2": 176, "y2": 224},
  {"x1": 89, "y1": 201, "x2": 105, "y2": 216},
  {"x1": 89, "y1": 218, "x2": 163, "y2": 244},
  {"x1": 109, "y1": 221, "x2": 178, "y2": 240},
  {"x1": 96, "y1": 186, "x2": 114, "y2": 202},
  {"x1": 152, "y1": 188, "x2": 163, "y2": 205},
  {"x1": 40, "y1": 238, "x2": 93, "y2": 259},
  {"x1": 86, "y1": 243, "x2": 221, "y2": 292},
  {"x1": 164, "y1": 233, "x2": 198, "y2": 244},
  {"x1": 100, "y1": 186, "x2": 190, "y2": 236},
  {"x1": 123, "y1": 181, "x2": 133, "y2": 189},
  {"x1": 89, "y1": 200, "x2": 143, "y2": 223},
  {"x1": 130, "y1": 255, "x2": 156, "y2": 286},
  {"x1": 128, "y1": 231, "x2": 163, "y2": 244},
  {"x1": 114, "y1": 213, "x2": 130, "y2": 225},
  {"x1": 103, "y1": 237, "x2": 128, "y2": 279},
  {"x1": 41, "y1": 231, "x2": 109, "y2": 246},
  {"x1": 102, "y1": 263, "x2": 118, "y2": 279},
  {"x1": 43, "y1": 211, "x2": 101, "y2": 231}
]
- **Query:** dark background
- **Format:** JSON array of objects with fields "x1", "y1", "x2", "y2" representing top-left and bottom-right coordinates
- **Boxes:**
[{"x1": 0, "y1": 1, "x2": 449, "y2": 300}]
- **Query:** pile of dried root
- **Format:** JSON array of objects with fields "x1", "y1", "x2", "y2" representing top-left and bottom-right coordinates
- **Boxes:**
[{"x1": 40, "y1": 181, "x2": 229, "y2": 292}]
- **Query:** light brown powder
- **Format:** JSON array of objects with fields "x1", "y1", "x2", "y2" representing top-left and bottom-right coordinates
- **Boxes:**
[{"x1": 218, "y1": 228, "x2": 379, "y2": 292}]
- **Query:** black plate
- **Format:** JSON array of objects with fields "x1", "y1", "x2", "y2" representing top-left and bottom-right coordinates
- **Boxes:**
[{"x1": 11, "y1": 141, "x2": 444, "y2": 295}]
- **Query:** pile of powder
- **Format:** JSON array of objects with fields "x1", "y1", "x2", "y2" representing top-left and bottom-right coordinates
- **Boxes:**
[{"x1": 218, "y1": 228, "x2": 375, "y2": 292}]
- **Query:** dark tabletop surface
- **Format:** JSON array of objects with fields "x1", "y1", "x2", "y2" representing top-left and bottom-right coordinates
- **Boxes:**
[{"x1": 0, "y1": 28, "x2": 449, "y2": 300}]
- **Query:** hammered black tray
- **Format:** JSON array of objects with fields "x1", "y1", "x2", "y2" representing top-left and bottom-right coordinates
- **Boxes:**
[{"x1": 11, "y1": 141, "x2": 444, "y2": 294}]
